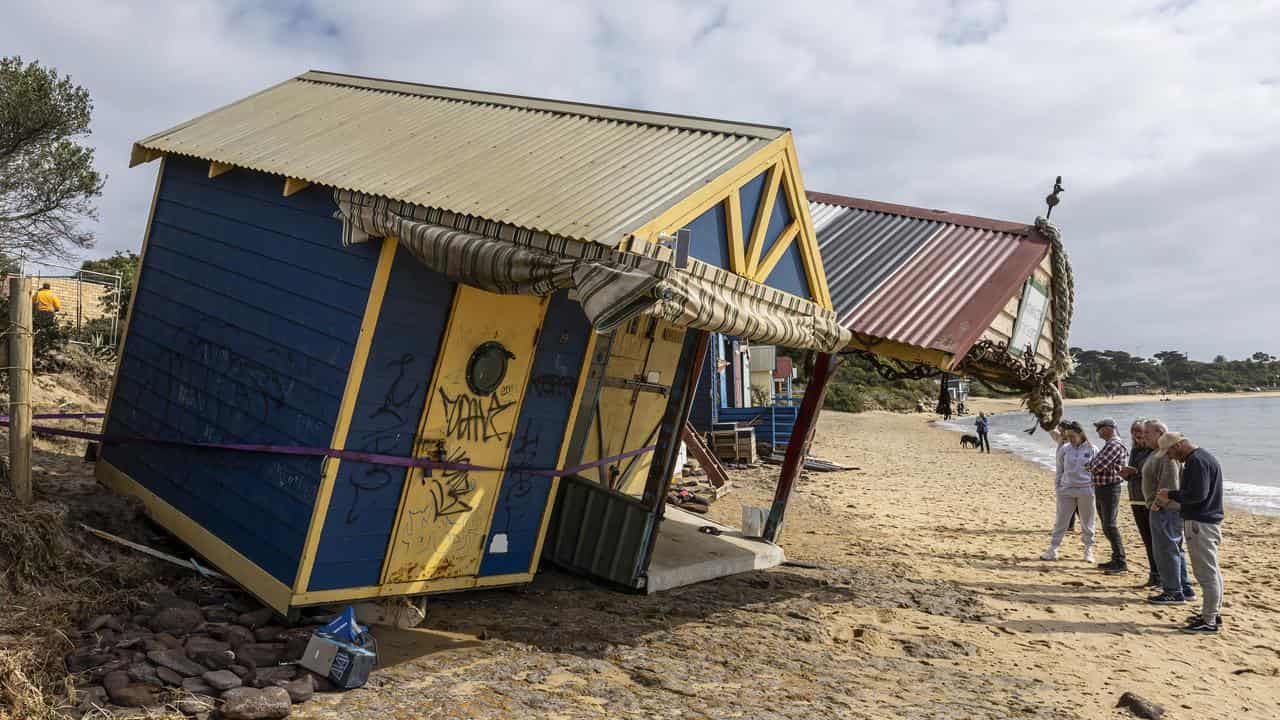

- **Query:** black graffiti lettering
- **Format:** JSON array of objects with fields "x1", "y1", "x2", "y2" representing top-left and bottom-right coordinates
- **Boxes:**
[
  {"x1": 370, "y1": 353, "x2": 420, "y2": 424},
  {"x1": 530, "y1": 373, "x2": 577, "y2": 398},
  {"x1": 438, "y1": 389, "x2": 515, "y2": 442},
  {"x1": 429, "y1": 447, "x2": 475, "y2": 519}
]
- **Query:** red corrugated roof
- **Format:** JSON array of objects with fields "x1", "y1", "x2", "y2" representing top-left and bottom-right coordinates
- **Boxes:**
[{"x1": 809, "y1": 192, "x2": 1051, "y2": 362}]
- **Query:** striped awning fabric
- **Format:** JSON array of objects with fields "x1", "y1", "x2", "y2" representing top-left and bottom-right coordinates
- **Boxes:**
[{"x1": 335, "y1": 191, "x2": 850, "y2": 352}]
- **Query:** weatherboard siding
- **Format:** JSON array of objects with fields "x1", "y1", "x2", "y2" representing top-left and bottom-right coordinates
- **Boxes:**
[
  {"x1": 101, "y1": 156, "x2": 380, "y2": 586},
  {"x1": 308, "y1": 246, "x2": 456, "y2": 591}
]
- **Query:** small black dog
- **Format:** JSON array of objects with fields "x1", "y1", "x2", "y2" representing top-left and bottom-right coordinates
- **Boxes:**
[{"x1": 960, "y1": 434, "x2": 980, "y2": 449}]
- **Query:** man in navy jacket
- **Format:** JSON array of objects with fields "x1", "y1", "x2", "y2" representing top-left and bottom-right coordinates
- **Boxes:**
[{"x1": 1159, "y1": 435, "x2": 1225, "y2": 633}]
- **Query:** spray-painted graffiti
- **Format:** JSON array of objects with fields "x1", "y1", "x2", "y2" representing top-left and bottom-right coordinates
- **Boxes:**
[
  {"x1": 425, "y1": 446, "x2": 475, "y2": 519},
  {"x1": 529, "y1": 373, "x2": 577, "y2": 398},
  {"x1": 438, "y1": 389, "x2": 515, "y2": 443},
  {"x1": 342, "y1": 354, "x2": 423, "y2": 525}
]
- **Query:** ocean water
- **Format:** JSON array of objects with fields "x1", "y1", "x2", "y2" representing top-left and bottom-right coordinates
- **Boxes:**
[{"x1": 937, "y1": 396, "x2": 1280, "y2": 516}]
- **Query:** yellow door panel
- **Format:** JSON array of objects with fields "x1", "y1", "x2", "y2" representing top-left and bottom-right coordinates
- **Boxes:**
[{"x1": 383, "y1": 287, "x2": 548, "y2": 584}]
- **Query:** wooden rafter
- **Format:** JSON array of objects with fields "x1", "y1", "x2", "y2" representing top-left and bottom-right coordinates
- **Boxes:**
[
  {"x1": 208, "y1": 161, "x2": 234, "y2": 179},
  {"x1": 283, "y1": 177, "x2": 311, "y2": 197},
  {"x1": 753, "y1": 221, "x2": 800, "y2": 283},
  {"x1": 743, "y1": 163, "x2": 783, "y2": 277}
]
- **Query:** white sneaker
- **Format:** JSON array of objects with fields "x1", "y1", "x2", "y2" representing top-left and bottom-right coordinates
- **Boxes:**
[
  {"x1": 1040, "y1": 549, "x2": 1059, "y2": 561},
  {"x1": 1083, "y1": 548, "x2": 1096, "y2": 564}
]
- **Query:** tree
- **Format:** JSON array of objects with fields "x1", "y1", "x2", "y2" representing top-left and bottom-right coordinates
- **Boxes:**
[
  {"x1": 80, "y1": 250, "x2": 139, "y2": 318},
  {"x1": 0, "y1": 56, "x2": 104, "y2": 262},
  {"x1": 1252, "y1": 352, "x2": 1275, "y2": 363},
  {"x1": 1213, "y1": 354, "x2": 1228, "y2": 364}
]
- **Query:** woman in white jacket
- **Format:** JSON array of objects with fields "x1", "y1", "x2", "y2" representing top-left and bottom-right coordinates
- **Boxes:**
[{"x1": 1042, "y1": 420, "x2": 1098, "y2": 562}]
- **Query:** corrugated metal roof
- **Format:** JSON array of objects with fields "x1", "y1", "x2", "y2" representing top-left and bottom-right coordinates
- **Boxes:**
[
  {"x1": 809, "y1": 192, "x2": 1050, "y2": 358},
  {"x1": 134, "y1": 71, "x2": 784, "y2": 246}
]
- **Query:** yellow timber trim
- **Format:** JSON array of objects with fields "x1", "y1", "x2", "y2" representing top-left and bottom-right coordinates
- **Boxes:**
[
  {"x1": 97, "y1": 460, "x2": 293, "y2": 613},
  {"x1": 208, "y1": 161, "x2": 234, "y2": 179},
  {"x1": 100, "y1": 157, "x2": 165, "y2": 437},
  {"x1": 628, "y1": 137, "x2": 789, "y2": 245},
  {"x1": 292, "y1": 574, "x2": 479, "y2": 607},
  {"x1": 725, "y1": 190, "x2": 745, "y2": 274},
  {"x1": 376, "y1": 282, "x2": 466, "y2": 585},
  {"x1": 778, "y1": 136, "x2": 833, "y2": 308},
  {"x1": 128, "y1": 144, "x2": 162, "y2": 167},
  {"x1": 294, "y1": 236, "x2": 399, "y2": 594},
  {"x1": 283, "y1": 177, "x2": 311, "y2": 197},
  {"x1": 743, "y1": 164, "x2": 782, "y2": 277},
  {"x1": 846, "y1": 335, "x2": 954, "y2": 370},
  {"x1": 753, "y1": 221, "x2": 800, "y2": 283}
]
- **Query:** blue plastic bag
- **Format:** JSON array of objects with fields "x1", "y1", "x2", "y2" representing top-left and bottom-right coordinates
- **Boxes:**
[{"x1": 316, "y1": 606, "x2": 366, "y2": 644}]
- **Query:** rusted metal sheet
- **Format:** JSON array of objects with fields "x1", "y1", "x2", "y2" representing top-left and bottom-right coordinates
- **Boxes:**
[
  {"x1": 133, "y1": 71, "x2": 780, "y2": 247},
  {"x1": 809, "y1": 192, "x2": 1051, "y2": 362}
]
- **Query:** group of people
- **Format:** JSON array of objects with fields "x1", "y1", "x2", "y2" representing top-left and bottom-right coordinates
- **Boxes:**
[{"x1": 1044, "y1": 417, "x2": 1225, "y2": 634}]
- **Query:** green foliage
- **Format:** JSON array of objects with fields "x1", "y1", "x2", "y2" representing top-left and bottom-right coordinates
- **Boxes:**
[
  {"x1": 1071, "y1": 346, "x2": 1280, "y2": 394},
  {"x1": 0, "y1": 56, "x2": 104, "y2": 262},
  {"x1": 823, "y1": 353, "x2": 937, "y2": 413}
]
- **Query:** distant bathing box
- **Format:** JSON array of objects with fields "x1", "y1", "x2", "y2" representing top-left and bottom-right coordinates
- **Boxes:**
[{"x1": 101, "y1": 71, "x2": 856, "y2": 614}]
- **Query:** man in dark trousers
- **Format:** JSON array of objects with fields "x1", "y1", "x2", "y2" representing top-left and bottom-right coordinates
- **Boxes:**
[
  {"x1": 1160, "y1": 435, "x2": 1225, "y2": 633},
  {"x1": 1121, "y1": 418, "x2": 1158, "y2": 586},
  {"x1": 1086, "y1": 418, "x2": 1128, "y2": 573},
  {"x1": 974, "y1": 412, "x2": 991, "y2": 453}
]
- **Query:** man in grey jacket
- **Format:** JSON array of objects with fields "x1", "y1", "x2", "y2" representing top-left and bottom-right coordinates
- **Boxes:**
[{"x1": 1145, "y1": 423, "x2": 1195, "y2": 604}]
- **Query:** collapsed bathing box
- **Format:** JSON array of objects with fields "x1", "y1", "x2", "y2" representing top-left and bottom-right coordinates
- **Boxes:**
[{"x1": 99, "y1": 71, "x2": 848, "y2": 614}]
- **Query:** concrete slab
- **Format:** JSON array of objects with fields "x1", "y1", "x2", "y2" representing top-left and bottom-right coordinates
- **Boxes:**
[{"x1": 644, "y1": 506, "x2": 785, "y2": 593}]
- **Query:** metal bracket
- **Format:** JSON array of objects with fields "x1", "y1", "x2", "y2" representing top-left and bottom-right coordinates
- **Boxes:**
[{"x1": 601, "y1": 376, "x2": 669, "y2": 397}]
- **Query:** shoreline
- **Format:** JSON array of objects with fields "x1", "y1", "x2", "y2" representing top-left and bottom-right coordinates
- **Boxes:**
[{"x1": 965, "y1": 389, "x2": 1280, "y2": 413}]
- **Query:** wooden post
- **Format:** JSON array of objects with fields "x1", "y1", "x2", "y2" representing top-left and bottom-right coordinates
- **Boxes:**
[
  {"x1": 9, "y1": 276, "x2": 33, "y2": 503},
  {"x1": 763, "y1": 352, "x2": 839, "y2": 542}
]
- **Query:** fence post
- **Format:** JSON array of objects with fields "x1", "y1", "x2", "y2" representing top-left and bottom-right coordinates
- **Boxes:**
[{"x1": 9, "y1": 276, "x2": 33, "y2": 503}]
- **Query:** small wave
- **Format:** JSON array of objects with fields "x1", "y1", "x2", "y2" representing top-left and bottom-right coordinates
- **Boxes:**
[{"x1": 1223, "y1": 481, "x2": 1280, "y2": 515}]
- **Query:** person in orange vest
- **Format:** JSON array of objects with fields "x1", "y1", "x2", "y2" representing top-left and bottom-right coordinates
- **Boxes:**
[{"x1": 32, "y1": 282, "x2": 62, "y2": 324}]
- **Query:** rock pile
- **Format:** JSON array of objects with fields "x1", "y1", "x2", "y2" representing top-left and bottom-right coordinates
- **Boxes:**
[{"x1": 63, "y1": 592, "x2": 335, "y2": 719}]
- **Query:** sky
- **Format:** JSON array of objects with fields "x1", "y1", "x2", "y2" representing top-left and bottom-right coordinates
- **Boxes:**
[{"x1": 3, "y1": 0, "x2": 1277, "y2": 361}]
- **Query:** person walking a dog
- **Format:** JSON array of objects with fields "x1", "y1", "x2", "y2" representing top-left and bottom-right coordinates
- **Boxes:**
[{"x1": 974, "y1": 412, "x2": 991, "y2": 453}]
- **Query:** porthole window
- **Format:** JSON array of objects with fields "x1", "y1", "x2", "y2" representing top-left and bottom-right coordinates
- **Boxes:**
[{"x1": 467, "y1": 341, "x2": 514, "y2": 395}]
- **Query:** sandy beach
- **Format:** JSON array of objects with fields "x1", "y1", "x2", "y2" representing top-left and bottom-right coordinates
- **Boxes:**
[
  {"x1": 967, "y1": 390, "x2": 1280, "y2": 414},
  {"x1": 267, "y1": 408, "x2": 1279, "y2": 719},
  {"x1": 8, "y1": 405, "x2": 1278, "y2": 719}
]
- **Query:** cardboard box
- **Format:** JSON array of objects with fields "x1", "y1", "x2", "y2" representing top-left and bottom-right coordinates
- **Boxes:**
[{"x1": 299, "y1": 633, "x2": 376, "y2": 689}]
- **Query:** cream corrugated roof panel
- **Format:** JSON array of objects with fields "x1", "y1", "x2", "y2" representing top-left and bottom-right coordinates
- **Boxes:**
[{"x1": 133, "y1": 71, "x2": 785, "y2": 245}]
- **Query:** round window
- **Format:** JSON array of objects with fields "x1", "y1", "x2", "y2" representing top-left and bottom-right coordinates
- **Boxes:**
[{"x1": 466, "y1": 341, "x2": 513, "y2": 395}]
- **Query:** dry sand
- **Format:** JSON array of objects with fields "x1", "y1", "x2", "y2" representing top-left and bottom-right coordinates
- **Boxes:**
[{"x1": 288, "y1": 409, "x2": 1280, "y2": 719}]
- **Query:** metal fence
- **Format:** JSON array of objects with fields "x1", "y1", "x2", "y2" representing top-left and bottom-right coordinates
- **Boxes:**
[{"x1": 5, "y1": 261, "x2": 124, "y2": 348}]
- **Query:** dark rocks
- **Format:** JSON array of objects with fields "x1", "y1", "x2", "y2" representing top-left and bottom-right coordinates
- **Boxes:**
[
  {"x1": 198, "y1": 648, "x2": 236, "y2": 670},
  {"x1": 66, "y1": 650, "x2": 114, "y2": 673},
  {"x1": 114, "y1": 629, "x2": 151, "y2": 649},
  {"x1": 106, "y1": 681, "x2": 160, "y2": 708},
  {"x1": 157, "y1": 666, "x2": 186, "y2": 686},
  {"x1": 210, "y1": 623, "x2": 257, "y2": 649},
  {"x1": 149, "y1": 606, "x2": 206, "y2": 635},
  {"x1": 182, "y1": 675, "x2": 216, "y2": 693},
  {"x1": 277, "y1": 674, "x2": 314, "y2": 703},
  {"x1": 203, "y1": 669, "x2": 243, "y2": 691},
  {"x1": 236, "y1": 642, "x2": 286, "y2": 668},
  {"x1": 254, "y1": 625, "x2": 286, "y2": 642},
  {"x1": 156, "y1": 632, "x2": 186, "y2": 649},
  {"x1": 126, "y1": 661, "x2": 161, "y2": 686},
  {"x1": 230, "y1": 664, "x2": 251, "y2": 678},
  {"x1": 278, "y1": 628, "x2": 313, "y2": 661},
  {"x1": 75, "y1": 685, "x2": 109, "y2": 709},
  {"x1": 102, "y1": 670, "x2": 130, "y2": 693},
  {"x1": 186, "y1": 635, "x2": 231, "y2": 656},
  {"x1": 248, "y1": 665, "x2": 296, "y2": 688},
  {"x1": 203, "y1": 605, "x2": 239, "y2": 623},
  {"x1": 147, "y1": 648, "x2": 207, "y2": 677},
  {"x1": 1118, "y1": 692, "x2": 1166, "y2": 719},
  {"x1": 236, "y1": 608, "x2": 275, "y2": 630},
  {"x1": 308, "y1": 672, "x2": 335, "y2": 692},
  {"x1": 85, "y1": 614, "x2": 125, "y2": 633},
  {"x1": 220, "y1": 685, "x2": 292, "y2": 719}
]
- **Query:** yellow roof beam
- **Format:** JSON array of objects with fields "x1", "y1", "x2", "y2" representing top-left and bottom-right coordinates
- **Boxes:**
[
  {"x1": 283, "y1": 177, "x2": 311, "y2": 197},
  {"x1": 743, "y1": 164, "x2": 782, "y2": 277}
]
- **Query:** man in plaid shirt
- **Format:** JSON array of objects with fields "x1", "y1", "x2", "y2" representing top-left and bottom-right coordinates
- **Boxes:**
[{"x1": 1087, "y1": 418, "x2": 1129, "y2": 573}]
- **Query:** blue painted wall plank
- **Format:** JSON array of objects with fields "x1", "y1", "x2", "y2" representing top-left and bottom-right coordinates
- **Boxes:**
[
  {"x1": 684, "y1": 201, "x2": 731, "y2": 270},
  {"x1": 738, "y1": 172, "x2": 768, "y2": 248},
  {"x1": 765, "y1": 242, "x2": 812, "y2": 301},
  {"x1": 101, "y1": 156, "x2": 380, "y2": 586},
  {"x1": 308, "y1": 245, "x2": 456, "y2": 591},
  {"x1": 478, "y1": 291, "x2": 590, "y2": 577}
]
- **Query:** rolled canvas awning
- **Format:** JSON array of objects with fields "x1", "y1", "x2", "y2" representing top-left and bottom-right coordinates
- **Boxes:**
[{"x1": 336, "y1": 191, "x2": 850, "y2": 352}]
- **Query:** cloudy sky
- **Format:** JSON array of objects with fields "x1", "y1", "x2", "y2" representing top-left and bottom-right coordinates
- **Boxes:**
[{"x1": 4, "y1": 1, "x2": 1277, "y2": 360}]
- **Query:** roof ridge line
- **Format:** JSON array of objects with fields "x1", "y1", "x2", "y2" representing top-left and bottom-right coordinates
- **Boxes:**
[
  {"x1": 807, "y1": 190, "x2": 1037, "y2": 237},
  {"x1": 300, "y1": 70, "x2": 788, "y2": 141}
]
